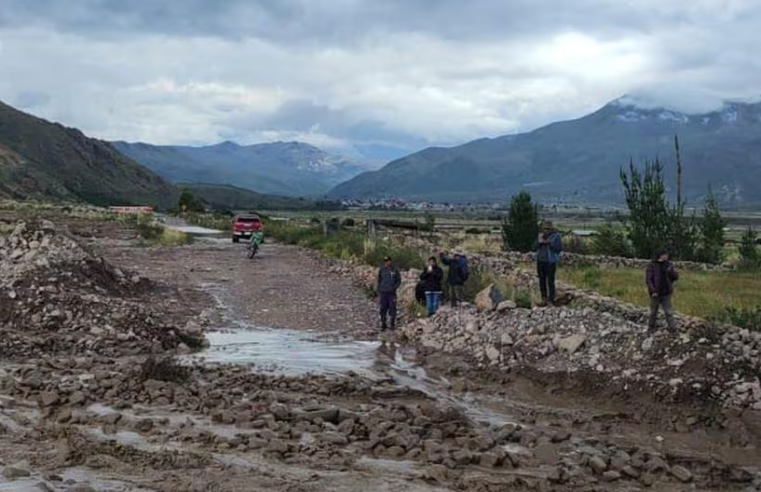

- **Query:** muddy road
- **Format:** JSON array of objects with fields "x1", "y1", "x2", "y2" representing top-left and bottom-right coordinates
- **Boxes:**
[{"x1": 1, "y1": 220, "x2": 760, "y2": 491}]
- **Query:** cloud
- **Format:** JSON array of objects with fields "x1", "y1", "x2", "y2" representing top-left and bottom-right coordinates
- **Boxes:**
[{"x1": 0, "y1": 0, "x2": 760, "y2": 160}]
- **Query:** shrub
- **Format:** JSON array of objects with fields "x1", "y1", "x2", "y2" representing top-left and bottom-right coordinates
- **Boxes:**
[
  {"x1": 563, "y1": 235, "x2": 588, "y2": 255},
  {"x1": 501, "y1": 191, "x2": 540, "y2": 252},
  {"x1": 591, "y1": 224, "x2": 632, "y2": 258},
  {"x1": 136, "y1": 219, "x2": 163, "y2": 241},
  {"x1": 714, "y1": 306, "x2": 761, "y2": 332},
  {"x1": 342, "y1": 218, "x2": 356, "y2": 228},
  {"x1": 514, "y1": 289, "x2": 532, "y2": 309},
  {"x1": 738, "y1": 227, "x2": 760, "y2": 270},
  {"x1": 580, "y1": 266, "x2": 602, "y2": 289}
]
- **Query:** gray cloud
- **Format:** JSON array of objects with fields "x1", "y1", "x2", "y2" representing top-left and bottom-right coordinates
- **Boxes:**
[{"x1": 1, "y1": 0, "x2": 760, "y2": 161}]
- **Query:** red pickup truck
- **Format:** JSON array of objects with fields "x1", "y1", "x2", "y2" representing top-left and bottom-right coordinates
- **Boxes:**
[{"x1": 231, "y1": 214, "x2": 263, "y2": 243}]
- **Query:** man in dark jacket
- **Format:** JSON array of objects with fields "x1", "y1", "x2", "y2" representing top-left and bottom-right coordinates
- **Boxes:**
[
  {"x1": 646, "y1": 249, "x2": 680, "y2": 334},
  {"x1": 440, "y1": 249, "x2": 467, "y2": 307},
  {"x1": 419, "y1": 256, "x2": 444, "y2": 316},
  {"x1": 377, "y1": 256, "x2": 402, "y2": 331},
  {"x1": 536, "y1": 221, "x2": 563, "y2": 305}
]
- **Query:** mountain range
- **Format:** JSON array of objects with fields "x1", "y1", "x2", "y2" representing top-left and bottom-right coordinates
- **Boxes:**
[
  {"x1": 113, "y1": 140, "x2": 374, "y2": 197},
  {"x1": 330, "y1": 97, "x2": 761, "y2": 206},
  {"x1": 0, "y1": 100, "x2": 178, "y2": 208}
]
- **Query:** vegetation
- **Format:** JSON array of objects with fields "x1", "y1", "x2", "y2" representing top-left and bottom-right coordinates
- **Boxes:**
[
  {"x1": 738, "y1": 227, "x2": 760, "y2": 269},
  {"x1": 591, "y1": 223, "x2": 632, "y2": 257},
  {"x1": 713, "y1": 306, "x2": 761, "y2": 333},
  {"x1": 176, "y1": 188, "x2": 206, "y2": 213},
  {"x1": 501, "y1": 191, "x2": 539, "y2": 253},
  {"x1": 559, "y1": 265, "x2": 761, "y2": 320},
  {"x1": 183, "y1": 183, "x2": 342, "y2": 212},
  {"x1": 136, "y1": 216, "x2": 193, "y2": 247},
  {"x1": 696, "y1": 189, "x2": 726, "y2": 264}
]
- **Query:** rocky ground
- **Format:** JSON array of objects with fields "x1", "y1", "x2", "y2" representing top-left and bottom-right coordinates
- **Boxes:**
[{"x1": 1, "y1": 214, "x2": 760, "y2": 491}]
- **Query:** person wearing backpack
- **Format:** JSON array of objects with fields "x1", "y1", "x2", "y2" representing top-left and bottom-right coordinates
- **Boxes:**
[
  {"x1": 535, "y1": 220, "x2": 563, "y2": 306},
  {"x1": 439, "y1": 249, "x2": 469, "y2": 307}
]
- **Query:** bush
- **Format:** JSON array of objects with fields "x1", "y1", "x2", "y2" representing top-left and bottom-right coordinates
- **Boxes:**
[
  {"x1": 514, "y1": 289, "x2": 532, "y2": 309},
  {"x1": 501, "y1": 191, "x2": 540, "y2": 252},
  {"x1": 342, "y1": 218, "x2": 356, "y2": 228},
  {"x1": 580, "y1": 266, "x2": 602, "y2": 289},
  {"x1": 563, "y1": 235, "x2": 588, "y2": 255},
  {"x1": 136, "y1": 218, "x2": 163, "y2": 241},
  {"x1": 738, "y1": 227, "x2": 760, "y2": 270},
  {"x1": 591, "y1": 224, "x2": 633, "y2": 258},
  {"x1": 714, "y1": 306, "x2": 761, "y2": 332}
]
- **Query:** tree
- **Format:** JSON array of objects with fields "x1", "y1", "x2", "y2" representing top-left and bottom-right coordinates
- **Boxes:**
[
  {"x1": 177, "y1": 188, "x2": 205, "y2": 214},
  {"x1": 696, "y1": 188, "x2": 726, "y2": 264},
  {"x1": 502, "y1": 191, "x2": 539, "y2": 252},
  {"x1": 739, "y1": 227, "x2": 760, "y2": 269},
  {"x1": 591, "y1": 223, "x2": 632, "y2": 258},
  {"x1": 620, "y1": 159, "x2": 671, "y2": 259}
]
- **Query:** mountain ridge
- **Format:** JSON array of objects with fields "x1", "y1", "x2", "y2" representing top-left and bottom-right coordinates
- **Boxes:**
[
  {"x1": 329, "y1": 97, "x2": 761, "y2": 205},
  {"x1": 113, "y1": 140, "x2": 373, "y2": 197}
]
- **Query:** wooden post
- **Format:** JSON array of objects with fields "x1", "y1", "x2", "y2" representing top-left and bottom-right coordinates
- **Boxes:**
[{"x1": 675, "y1": 134, "x2": 682, "y2": 206}]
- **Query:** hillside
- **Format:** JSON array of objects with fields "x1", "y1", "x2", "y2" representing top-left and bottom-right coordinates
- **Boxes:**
[
  {"x1": 329, "y1": 97, "x2": 761, "y2": 206},
  {"x1": 184, "y1": 183, "x2": 342, "y2": 211},
  {"x1": 0, "y1": 101, "x2": 177, "y2": 208},
  {"x1": 113, "y1": 140, "x2": 372, "y2": 197}
]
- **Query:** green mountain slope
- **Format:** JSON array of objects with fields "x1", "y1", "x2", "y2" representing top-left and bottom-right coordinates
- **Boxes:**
[
  {"x1": 329, "y1": 98, "x2": 761, "y2": 206},
  {"x1": 0, "y1": 101, "x2": 178, "y2": 208},
  {"x1": 184, "y1": 183, "x2": 341, "y2": 211}
]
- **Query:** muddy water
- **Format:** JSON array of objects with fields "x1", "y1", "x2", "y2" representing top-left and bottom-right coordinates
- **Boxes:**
[{"x1": 190, "y1": 323, "x2": 381, "y2": 377}]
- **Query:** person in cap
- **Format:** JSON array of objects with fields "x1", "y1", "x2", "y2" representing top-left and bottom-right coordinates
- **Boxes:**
[
  {"x1": 535, "y1": 220, "x2": 563, "y2": 305},
  {"x1": 646, "y1": 248, "x2": 680, "y2": 334},
  {"x1": 439, "y1": 248, "x2": 469, "y2": 307},
  {"x1": 377, "y1": 255, "x2": 402, "y2": 331},
  {"x1": 419, "y1": 256, "x2": 444, "y2": 316}
]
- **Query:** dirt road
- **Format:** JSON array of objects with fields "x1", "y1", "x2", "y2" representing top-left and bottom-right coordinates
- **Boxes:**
[{"x1": 1, "y1": 222, "x2": 760, "y2": 491}]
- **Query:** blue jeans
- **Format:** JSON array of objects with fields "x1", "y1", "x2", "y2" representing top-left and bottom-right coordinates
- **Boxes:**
[{"x1": 425, "y1": 291, "x2": 442, "y2": 317}]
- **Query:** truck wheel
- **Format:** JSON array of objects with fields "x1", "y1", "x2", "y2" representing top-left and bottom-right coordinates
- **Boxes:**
[{"x1": 232, "y1": 236, "x2": 239, "y2": 243}]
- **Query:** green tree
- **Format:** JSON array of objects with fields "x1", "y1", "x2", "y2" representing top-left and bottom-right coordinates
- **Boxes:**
[
  {"x1": 696, "y1": 188, "x2": 726, "y2": 264},
  {"x1": 739, "y1": 227, "x2": 760, "y2": 269},
  {"x1": 502, "y1": 191, "x2": 540, "y2": 252},
  {"x1": 620, "y1": 159, "x2": 671, "y2": 259},
  {"x1": 591, "y1": 223, "x2": 632, "y2": 258},
  {"x1": 177, "y1": 188, "x2": 205, "y2": 214}
]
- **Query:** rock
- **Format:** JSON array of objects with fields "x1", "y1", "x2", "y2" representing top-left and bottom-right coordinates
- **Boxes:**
[
  {"x1": 485, "y1": 346, "x2": 501, "y2": 363},
  {"x1": 266, "y1": 439, "x2": 289, "y2": 454},
  {"x1": 424, "y1": 464, "x2": 449, "y2": 483},
  {"x1": 2, "y1": 465, "x2": 31, "y2": 480},
  {"x1": 68, "y1": 392, "x2": 86, "y2": 406},
  {"x1": 622, "y1": 465, "x2": 640, "y2": 478},
  {"x1": 321, "y1": 432, "x2": 349, "y2": 446},
  {"x1": 479, "y1": 451, "x2": 502, "y2": 467},
  {"x1": 602, "y1": 470, "x2": 622, "y2": 482},
  {"x1": 533, "y1": 443, "x2": 559, "y2": 466},
  {"x1": 588, "y1": 455, "x2": 608, "y2": 474},
  {"x1": 39, "y1": 390, "x2": 60, "y2": 407},
  {"x1": 451, "y1": 448, "x2": 474, "y2": 466},
  {"x1": 557, "y1": 334, "x2": 586, "y2": 355},
  {"x1": 67, "y1": 485, "x2": 96, "y2": 492},
  {"x1": 475, "y1": 284, "x2": 505, "y2": 312},
  {"x1": 497, "y1": 300, "x2": 517, "y2": 312},
  {"x1": 670, "y1": 465, "x2": 693, "y2": 483}
]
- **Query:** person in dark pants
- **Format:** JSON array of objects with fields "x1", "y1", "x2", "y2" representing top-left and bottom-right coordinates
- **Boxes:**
[
  {"x1": 377, "y1": 256, "x2": 402, "y2": 331},
  {"x1": 535, "y1": 221, "x2": 563, "y2": 305},
  {"x1": 439, "y1": 249, "x2": 468, "y2": 307},
  {"x1": 646, "y1": 249, "x2": 680, "y2": 334},
  {"x1": 419, "y1": 256, "x2": 444, "y2": 316}
]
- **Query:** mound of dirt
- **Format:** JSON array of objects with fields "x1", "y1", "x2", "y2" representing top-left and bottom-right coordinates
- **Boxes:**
[{"x1": 0, "y1": 220, "x2": 205, "y2": 359}]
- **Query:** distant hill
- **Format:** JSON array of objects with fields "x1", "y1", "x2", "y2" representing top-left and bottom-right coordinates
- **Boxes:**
[
  {"x1": 329, "y1": 97, "x2": 761, "y2": 206},
  {"x1": 0, "y1": 101, "x2": 178, "y2": 208},
  {"x1": 184, "y1": 183, "x2": 341, "y2": 211},
  {"x1": 113, "y1": 140, "x2": 373, "y2": 197}
]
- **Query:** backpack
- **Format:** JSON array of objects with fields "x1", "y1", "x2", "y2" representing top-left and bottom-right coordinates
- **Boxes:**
[{"x1": 458, "y1": 256, "x2": 470, "y2": 282}]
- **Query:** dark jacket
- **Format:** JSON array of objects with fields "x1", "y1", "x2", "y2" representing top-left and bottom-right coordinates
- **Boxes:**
[
  {"x1": 536, "y1": 231, "x2": 563, "y2": 264},
  {"x1": 377, "y1": 265, "x2": 402, "y2": 294},
  {"x1": 646, "y1": 261, "x2": 679, "y2": 296},
  {"x1": 419, "y1": 265, "x2": 444, "y2": 292},
  {"x1": 440, "y1": 253, "x2": 466, "y2": 286}
]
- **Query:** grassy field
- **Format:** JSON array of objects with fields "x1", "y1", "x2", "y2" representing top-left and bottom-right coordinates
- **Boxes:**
[{"x1": 558, "y1": 265, "x2": 761, "y2": 320}]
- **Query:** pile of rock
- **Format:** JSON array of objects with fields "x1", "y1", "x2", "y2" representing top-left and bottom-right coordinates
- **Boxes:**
[
  {"x1": 0, "y1": 221, "x2": 204, "y2": 359},
  {"x1": 402, "y1": 299, "x2": 761, "y2": 411}
]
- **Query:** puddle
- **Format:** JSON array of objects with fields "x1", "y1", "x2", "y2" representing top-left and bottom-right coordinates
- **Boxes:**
[{"x1": 189, "y1": 323, "x2": 381, "y2": 377}]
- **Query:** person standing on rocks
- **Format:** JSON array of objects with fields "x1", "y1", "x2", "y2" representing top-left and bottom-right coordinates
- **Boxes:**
[
  {"x1": 377, "y1": 256, "x2": 402, "y2": 331},
  {"x1": 419, "y1": 256, "x2": 444, "y2": 317},
  {"x1": 535, "y1": 221, "x2": 563, "y2": 306},
  {"x1": 646, "y1": 249, "x2": 680, "y2": 334},
  {"x1": 439, "y1": 249, "x2": 469, "y2": 307}
]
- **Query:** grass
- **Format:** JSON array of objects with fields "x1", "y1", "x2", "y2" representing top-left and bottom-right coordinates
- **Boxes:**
[
  {"x1": 136, "y1": 219, "x2": 193, "y2": 247},
  {"x1": 559, "y1": 265, "x2": 761, "y2": 320}
]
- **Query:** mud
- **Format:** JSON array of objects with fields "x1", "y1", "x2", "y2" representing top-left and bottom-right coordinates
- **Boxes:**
[{"x1": 1, "y1": 216, "x2": 760, "y2": 491}]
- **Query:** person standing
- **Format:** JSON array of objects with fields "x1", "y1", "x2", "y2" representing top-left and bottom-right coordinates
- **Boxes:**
[
  {"x1": 440, "y1": 249, "x2": 469, "y2": 307},
  {"x1": 536, "y1": 221, "x2": 563, "y2": 305},
  {"x1": 377, "y1": 256, "x2": 402, "y2": 331},
  {"x1": 646, "y1": 249, "x2": 680, "y2": 334},
  {"x1": 419, "y1": 256, "x2": 444, "y2": 316}
]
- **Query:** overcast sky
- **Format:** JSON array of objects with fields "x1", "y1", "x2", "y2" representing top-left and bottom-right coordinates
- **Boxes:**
[{"x1": 1, "y1": 0, "x2": 759, "y2": 159}]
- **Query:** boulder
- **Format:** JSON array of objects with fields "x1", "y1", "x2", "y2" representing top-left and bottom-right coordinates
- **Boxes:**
[
  {"x1": 556, "y1": 334, "x2": 586, "y2": 355},
  {"x1": 497, "y1": 300, "x2": 517, "y2": 312},
  {"x1": 475, "y1": 284, "x2": 505, "y2": 312}
]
